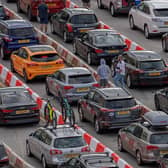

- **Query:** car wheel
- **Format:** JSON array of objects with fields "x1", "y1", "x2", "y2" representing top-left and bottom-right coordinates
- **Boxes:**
[
  {"x1": 27, "y1": 7, "x2": 34, "y2": 21},
  {"x1": 144, "y1": 25, "x2": 151, "y2": 39},
  {"x1": 78, "y1": 106, "x2": 86, "y2": 122},
  {"x1": 23, "y1": 70, "x2": 29, "y2": 83},
  {"x1": 51, "y1": 22, "x2": 55, "y2": 34},
  {"x1": 162, "y1": 38, "x2": 168, "y2": 52},
  {"x1": 45, "y1": 83, "x2": 52, "y2": 96},
  {"x1": 110, "y1": 4, "x2": 116, "y2": 17},
  {"x1": 42, "y1": 155, "x2": 48, "y2": 168},
  {"x1": 136, "y1": 150, "x2": 143, "y2": 165},
  {"x1": 0, "y1": 46, "x2": 6, "y2": 60},
  {"x1": 10, "y1": 61, "x2": 15, "y2": 73},
  {"x1": 17, "y1": 0, "x2": 22, "y2": 13},
  {"x1": 63, "y1": 31, "x2": 69, "y2": 43},
  {"x1": 118, "y1": 137, "x2": 125, "y2": 152},
  {"x1": 154, "y1": 95, "x2": 161, "y2": 110},
  {"x1": 73, "y1": 42, "x2": 77, "y2": 54},
  {"x1": 129, "y1": 16, "x2": 136, "y2": 30},
  {"x1": 97, "y1": 0, "x2": 104, "y2": 9},
  {"x1": 26, "y1": 142, "x2": 32, "y2": 157},
  {"x1": 126, "y1": 75, "x2": 133, "y2": 88},
  {"x1": 87, "y1": 53, "x2": 93, "y2": 65},
  {"x1": 94, "y1": 118, "x2": 103, "y2": 134}
]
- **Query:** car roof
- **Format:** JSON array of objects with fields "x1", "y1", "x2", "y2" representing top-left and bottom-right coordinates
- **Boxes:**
[
  {"x1": 27, "y1": 45, "x2": 56, "y2": 53},
  {"x1": 60, "y1": 67, "x2": 91, "y2": 76},
  {"x1": 88, "y1": 29, "x2": 118, "y2": 35},
  {"x1": 145, "y1": 0, "x2": 168, "y2": 9},
  {"x1": 64, "y1": 7, "x2": 95, "y2": 14},
  {"x1": 96, "y1": 87, "x2": 132, "y2": 100},
  {"x1": 0, "y1": 87, "x2": 27, "y2": 94},
  {"x1": 126, "y1": 50, "x2": 161, "y2": 61},
  {"x1": 0, "y1": 20, "x2": 33, "y2": 29}
]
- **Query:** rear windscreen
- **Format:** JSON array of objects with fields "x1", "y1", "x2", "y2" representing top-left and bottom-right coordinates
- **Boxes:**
[
  {"x1": 139, "y1": 60, "x2": 165, "y2": 70},
  {"x1": 54, "y1": 136, "x2": 86, "y2": 148},
  {"x1": 150, "y1": 133, "x2": 168, "y2": 144},
  {"x1": 105, "y1": 98, "x2": 136, "y2": 109},
  {"x1": 9, "y1": 27, "x2": 35, "y2": 37},
  {"x1": 31, "y1": 53, "x2": 59, "y2": 62},
  {"x1": 153, "y1": 9, "x2": 168, "y2": 17},
  {"x1": 68, "y1": 74, "x2": 94, "y2": 84},
  {"x1": 70, "y1": 14, "x2": 98, "y2": 24}
]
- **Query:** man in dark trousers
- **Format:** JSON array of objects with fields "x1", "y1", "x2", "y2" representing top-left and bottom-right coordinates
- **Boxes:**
[
  {"x1": 82, "y1": 0, "x2": 91, "y2": 8},
  {"x1": 37, "y1": 0, "x2": 49, "y2": 34}
]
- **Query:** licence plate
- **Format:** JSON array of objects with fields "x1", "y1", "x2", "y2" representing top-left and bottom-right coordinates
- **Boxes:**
[
  {"x1": 118, "y1": 111, "x2": 129, "y2": 115},
  {"x1": 164, "y1": 22, "x2": 168, "y2": 25},
  {"x1": 65, "y1": 153, "x2": 79, "y2": 158},
  {"x1": 16, "y1": 109, "x2": 29, "y2": 114},
  {"x1": 47, "y1": 3, "x2": 56, "y2": 7},
  {"x1": 77, "y1": 87, "x2": 89, "y2": 92},
  {"x1": 108, "y1": 50, "x2": 119, "y2": 53},
  {"x1": 18, "y1": 39, "x2": 30, "y2": 43},
  {"x1": 160, "y1": 150, "x2": 168, "y2": 155},
  {"x1": 42, "y1": 65, "x2": 52, "y2": 68},
  {"x1": 80, "y1": 29, "x2": 88, "y2": 33},
  {"x1": 149, "y1": 72, "x2": 160, "y2": 76}
]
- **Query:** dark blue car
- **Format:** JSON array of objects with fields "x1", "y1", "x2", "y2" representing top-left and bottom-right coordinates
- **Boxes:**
[{"x1": 0, "y1": 19, "x2": 39, "y2": 59}]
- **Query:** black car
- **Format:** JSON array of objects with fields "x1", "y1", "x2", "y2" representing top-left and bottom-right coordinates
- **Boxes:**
[
  {"x1": 78, "y1": 87, "x2": 142, "y2": 133},
  {"x1": 154, "y1": 88, "x2": 168, "y2": 113},
  {"x1": 0, "y1": 87, "x2": 40, "y2": 125},
  {"x1": 121, "y1": 50, "x2": 168, "y2": 88},
  {"x1": 162, "y1": 33, "x2": 168, "y2": 52},
  {"x1": 73, "y1": 29, "x2": 127, "y2": 65},
  {"x1": 0, "y1": 5, "x2": 9, "y2": 20},
  {"x1": 50, "y1": 8, "x2": 100, "y2": 43},
  {"x1": 0, "y1": 144, "x2": 9, "y2": 167},
  {"x1": 60, "y1": 152, "x2": 118, "y2": 168}
]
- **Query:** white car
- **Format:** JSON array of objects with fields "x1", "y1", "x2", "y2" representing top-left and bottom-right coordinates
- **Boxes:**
[{"x1": 129, "y1": 0, "x2": 168, "y2": 39}]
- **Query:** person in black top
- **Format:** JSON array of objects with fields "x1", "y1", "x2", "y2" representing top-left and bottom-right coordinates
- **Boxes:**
[{"x1": 82, "y1": 0, "x2": 91, "y2": 8}]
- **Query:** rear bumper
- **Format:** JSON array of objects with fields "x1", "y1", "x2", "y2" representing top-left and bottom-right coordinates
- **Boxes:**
[{"x1": 65, "y1": 93, "x2": 88, "y2": 102}]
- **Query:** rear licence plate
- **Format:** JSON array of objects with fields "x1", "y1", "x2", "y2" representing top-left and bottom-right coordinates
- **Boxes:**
[
  {"x1": 108, "y1": 50, "x2": 119, "y2": 53},
  {"x1": 77, "y1": 87, "x2": 89, "y2": 92},
  {"x1": 164, "y1": 22, "x2": 168, "y2": 25},
  {"x1": 47, "y1": 3, "x2": 56, "y2": 7},
  {"x1": 149, "y1": 72, "x2": 160, "y2": 76},
  {"x1": 41, "y1": 65, "x2": 52, "y2": 68},
  {"x1": 160, "y1": 150, "x2": 168, "y2": 155},
  {"x1": 65, "y1": 153, "x2": 79, "y2": 158},
  {"x1": 16, "y1": 109, "x2": 29, "y2": 114},
  {"x1": 18, "y1": 39, "x2": 30, "y2": 43},
  {"x1": 118, "y1": 111, "x2": 129, "y2": 115},
  {"x1": 80, "y1": 29, "x2": 88, "y2": 33}
]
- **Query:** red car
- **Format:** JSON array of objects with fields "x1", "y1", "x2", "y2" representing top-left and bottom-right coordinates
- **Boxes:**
[{"x1": 17, "y1": 0, "x2": 66, "y2": 21}]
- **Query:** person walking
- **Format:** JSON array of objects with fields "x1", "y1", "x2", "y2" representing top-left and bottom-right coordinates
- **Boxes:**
[
  {"x1": 113, "y1": 55, "x2": 126, "y2": 88},
  {"x1": 37, "y1": 0, "x2": 49, "y2": 34},
  {"x1": 97, "y1": 59, "x2": 111, "y2": 88},
  {"x1": 82, "y1": 0, "x2": 91, "y2": 8}
]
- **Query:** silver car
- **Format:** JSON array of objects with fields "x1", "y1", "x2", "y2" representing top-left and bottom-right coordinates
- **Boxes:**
[
  {"x1": 118, "y1": 111, "x2": 168, "y2": 165},
  {"x1": 26, "y1": 125, "x2": 90, "y2": 168},
  {"x1": 45, "y1": 67, "x2": 99, "y2": 102}
]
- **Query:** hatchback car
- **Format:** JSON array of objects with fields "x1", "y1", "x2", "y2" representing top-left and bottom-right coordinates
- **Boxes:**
[
  {"x1": 121, "y1": 50, "x2": 168, "y2": 88},
  {"x1": 26, "y1": 125, "x2": 90, "y2": 168},
  {"x1": 10, "y1": 45, "x2": 65, "y2": 83},
  {"x1": 0, "y1": 144, "x2": 9, "y2": 167},
  {"x1": 45, "y1": 67, "x2": 99, "y2": 103},
  {"x1": 60, "y1": 152, "x2": 118, "y2": 168},
  {"x1": 73, "y1": 29, "x2": 127, "y2": 65},
  {"x1": 78, "y1": 87, "x2": 142, "y2": 133},
  {"x1": 118, "y1": 111, "x2": 168, "y2": 165},
  {"x1": 0, "y1": 19, "x2": 39, "y2": 59},
  {"x1": 0, "y1": 87, "x2": 40, "y2": 125},
  {"x1": 50, "y1": 8, "x2": 100, "y2": 42},
  {"x1": 129, "y1": 1, "x2": 168, "y2": 39}
]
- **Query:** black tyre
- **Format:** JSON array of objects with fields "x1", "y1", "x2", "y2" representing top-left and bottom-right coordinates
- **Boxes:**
[
  {"x1": 17, "y1": 0, "x2": 23, "y2": 13},
  {"x1": 61, "y1": 103, "x2": 67, "y2": 122},
  {"x1": 52, "y1": 112, "x2": 57, "y2": 129},
  {"x1": 73, "y1": 42, "x2": 77, "y2": 54},
  {"x1": 94, "y1": 118, "x2": 103, "y2": 134},
  {"x1": 97, "y1": 0, "x2": 104, "y2": 9},
  {"x1": 110, "y1": 4, "x2": 116, "y2": 17},
  {"x1": 69, "y1": 108, "x2": 75, "y2": 126},
  {"x1": 0, "y1": 46, "x2": 6, "y2": 60},
  {"x1": 23, "y1": 70, "x2": 29, "y2": 83},
  {"x1": 154, "y1": 95, "x2": 161, "y2": 110},
  {"x1": 44, "y1": 104, "x2": 50, "y2": 121},
  {"x1": 42, "y1": 155, "x2": 48, "y2": 168},
  {"x1": 144, "y1": 25, "x2": 151, "y2": 39},
  {"x1": 87, "y1": 52, "x2": 93, "y2": 65},
  {"x1": 26, "y1": 142, "x2": 32, "y2": 157},
  {"x1": 126, "y1": 74, "x2": 133, "y2": 88},
  {"x1": 63, "y1": 31, "x2": 69, "y2": 43},
  {"x1": 129, "y1": 16, "x2": 136, "y2": 30},
  {"x1": 162, "y1": 38, "x2": 168, "y2": 52},
  {"x1": 78, "y1": 106, "x2": 86, "y2": 122},
  {"x1": 111, "y1": 63, "x2": 116, "y2": 77},
  {"x1": 118, "y1": 137, "x2": 125, "y2": 152},
  {"x1": 10, "y1": 61, "x2": 15, "y2": 73},
  {"x1": 136, "y1": 150, "x2": 143, "y2": 165},
  {"x1": 50, "y1": 22, "x2": 56, "y2": 34}
]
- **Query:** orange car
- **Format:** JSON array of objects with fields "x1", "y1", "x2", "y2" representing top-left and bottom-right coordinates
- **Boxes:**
[{"x1": 10, "y1": 45, "x2": 65, "y2": 82}]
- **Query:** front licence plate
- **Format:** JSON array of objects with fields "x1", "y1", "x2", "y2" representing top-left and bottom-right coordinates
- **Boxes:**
[
  {"x1": 77, "y1": 87, "x2": 89, "y2": 92},
  {"x1": 118, "y1": 111, "x2": 129, "y2": 115},
  {"x1": 149, "y1": 72, "x2": 160, "y2": 76},
  {"x1": 65, "y1": 153, "x2": 79, "y2": 158},
  {"x1": 18, "y1": 39, "x2": 30, "y2": 43},
  {"x1": 16, "y1": 109, "x2": 29, "y2": 114},
  {"x1": 160, "y1": 150, "x2": 168, "y2": 155},
  {"x1": 108, "y1": 50, "x2": 119, "y2": 53}
]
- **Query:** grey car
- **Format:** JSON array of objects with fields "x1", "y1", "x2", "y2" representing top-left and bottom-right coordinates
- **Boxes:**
[
  {"x1": 45, "y1": 67, "x2": 99, "y2": 102},
  {"x1": 26, "y1": 125, "x2": 90, "y2": 168},
  {"x1": 118, "y1": 111, "x2": 168, "y2": 165}
]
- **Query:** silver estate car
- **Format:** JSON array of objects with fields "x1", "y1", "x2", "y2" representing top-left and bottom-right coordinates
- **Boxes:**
[
  {"x1": 26, "y1": 125, "x2": 90, "y2": 168},
  {"x1": 45, "y1": 67, "x2": 99, "y2": 102},
  {"x1": 118, "y1": 111, "x2": 168, "y2": 165}
]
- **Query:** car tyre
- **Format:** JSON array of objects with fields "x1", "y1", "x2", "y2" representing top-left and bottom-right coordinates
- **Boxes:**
[
  {"x1": 94, "y1": 118, "x2": 103, "y2": 134},
  {"x1": 63, "y1": 31, "x2": 69, "y2": 43},
  {"x1": 17, "y1": 0, "x2": 23, "y2": 13},
  {"x1": 162, "y1": 38, "x2": 168, "y2": 52},
  {"x1": 136, "y1": 150, "x2": 143, "y2": 165},
  {"x1": 0, "y1": 46, "x2": 6, "y2": 60},
  {"x1": 10, "y1": 61, "x2": 15, "y2": 73},
  {"x1": 154, "y1": 95, "x2": 161, "y2": 110},
  {"x1": 97, "y1": 0, "x2": 104, "y2": 9},
  {"x1": 129, "y1": 16, "x2": 136, "y2": 30},
  {"x1": 50, "y1": 22, "x2": 56, "y2": 34},
  {"x1": 26, "y1": 142, "x2": 32, "y2": 157},
  {"x1": 23, "y1": 70, "x2": 29, "y2": 83},
  {"x1": 42, "y1": 155, "x2": 48, "y2": 168},
  {"x1": 45, "y1": 83, "x2": 52, "y2": 96},
  {"x1": 73, "y1": 42, "x2": 77, "y2": 54},
  {"x1": 78, "y1": 106, "x2": 86, "y2": 122},
  {"x1": 87, "y1": 52, "x2": 93, "y2": 65},
  {"x1": 110, "y1": 4, "x2": 116, "y2": 17},
  {"x1": 118, "y1": 137, "x2": 125, "y2": 152},
  {"x1": 144, "y1": 25, "x2": 151, "y2": 39},
  {"x1": 126, "y1": 74, "x2": 133, "y2": 88}
]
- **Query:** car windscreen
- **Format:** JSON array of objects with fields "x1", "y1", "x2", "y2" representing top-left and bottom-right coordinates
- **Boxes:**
[
  {"x1": 9, "y1": 27, "x2": 35, "y2": 37},
  {"x1": 139, "y1": 60, "x2": 165, "y2": 70},
  {"x1": 94, "y1": 34, "x2": 124, "y2": 46},
  {"x1": 105, "y1": 98, "x2": 136, "y2": 109},
  {"x1": 54, "y1": 136, "x2": 86, "y2": 148},
  {"x1": 0, "y1": 145, "x2": 7, "y2": 159},
  {"x1": 68, "y1": 74, "x2": 95, "y2": 84},
  {"x1": 70, "y1": 14, "x2": 98, "y2": 24},
  {"x1": 150, "y1": 133, "x2": 168, "y2": 144},
  {"x1": 31, "y1": 53, "x2": 59, "y2": 62},
  {"x1": 153, "y1": 9, "x2": 168, "y2": 17},
  {"x1": 1, "y1": 91, "x2": 34, "y2": 104}
]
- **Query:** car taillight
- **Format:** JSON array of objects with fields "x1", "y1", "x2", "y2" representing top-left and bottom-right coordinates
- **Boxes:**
[
  {"x1": 27, "y1": 62, "x2": 38, "y2": 67},
  {"x1": 146, "y1": 145, "x2": 159, "y2": 151},
  {"x1": 66, "y1": 24, "x2": 73, "y2": 32},
  {"x1": 1, "y1": 109, "x2": 13, "y2": 113},
  {"x1": 132, "y1": 69, "x2": 144, "y2": 74},
  {"x1": 50, "y1": 149, "x2": 62, "y2": 155},
  {"x1": 31, "y1": 106, "x2": 39, "y2": 110},
  {"x1": 56, "y1": 60, "x2": 64, "y2": 64},
  {"x1": 64, "y1": 86, "x2": 74, "y2": 90},
  {"x1": 3, "y1": 36, "x2": 12, "y2": 42},
  {"x1": 96, "y1": 22, "x2": 102, "y2": 29},
  {"x1": 81, "y1": 146, "x2": 90, "y2": 152},
  {"x1": 123, "y1": 47, "x2": 129, "y2": 51},
  {"x1": 95, "y1": 49, "x2": 103, "y2": 53},
  {"x1": 100, "y1": 108, "x2": 114, "y2": 112},
  {"x1": 92, "y1": 83, "x2": 100, "y2": 87},
  {"x1": 0, "y1": 156, "x2": 9, "y2": 162},
  {"x1": 131, "y1": 105, "x2": 140, "y2": 111}
]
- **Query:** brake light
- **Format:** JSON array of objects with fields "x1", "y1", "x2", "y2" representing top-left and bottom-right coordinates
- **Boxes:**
[
  {"x1": 124, "y1": 47, "x2": 129, "y2": 51},
  {"x1": 0, "y1": 157, "x2": 9, "y2": 162},
  {"x1": 100, "y1": 108, "x2": 114, "y2": 112},
  {"x1": 3, "y1": 36, "x2": 12, "y2": 42},
  {"x1": 2, "y1": 109, "x2": 13, "y2": 113},
  {"x1": 95, "y1": 49, "x2": 103, "y2": 53},
  {"x1": 81, "y1": 146, "x2": 90, "y2": 152},
  {"x1": 27, "y1": 62, "x2": 38, "y2": 67},
  {"x1": 92, "y1": 83, "x2": 100, "y2": 87},
  {"x1": 131, "y1": 106, "x2": 140, "y2": 111},
  {"x1": 64, "y1": 86, "x2": 74, "y2": 90},
  {"x1": 31, "y1": 106, "x2": 39, "y2": 110},
  {"x1": 56, "y1": 60, "x2": 64, "y2": 64},
  {"x1": 132, "y1": 69, "x2": 144, "y2": 74},
  {"x1": 41, "y1": 56, "x2": 48, "y2": 58},
  {"x1": 66, "y1": 24, "x2": 73, "y2": 32},
  {"x1": 97, "y1": 22, "x2": 102, "y2": 29},
  {"x1": 50, "y1": 149, "x2": 62, "y2": 155},
  {"x1": 146, "y1": 145, "x2": 159, "y2": 151}
]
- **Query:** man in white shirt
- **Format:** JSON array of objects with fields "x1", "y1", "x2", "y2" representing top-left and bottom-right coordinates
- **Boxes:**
[{"x1": 113, "y1": 55, "x2": 126, "y2": 88}]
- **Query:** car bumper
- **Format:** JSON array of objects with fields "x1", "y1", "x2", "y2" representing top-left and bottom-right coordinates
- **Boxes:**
[
  {"x1": 65, "y1": 93, "x2": 88, "y2": 102},
  {"x1": 150, "y1": 25, "x2": 168, "y2": 34}
]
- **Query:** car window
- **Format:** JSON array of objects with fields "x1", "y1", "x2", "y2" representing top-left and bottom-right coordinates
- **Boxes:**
[
  {"x1": 93, "y1": 92, "x2": 102, "y2": 104},
  {"x1": 70, "y1": 14, "x2": 98, "y2": 24},
  {"x1": 137, "y1": 3, "x2": 145, "y2": 12},
  {"x1": 139, "y1": 60, "x2": 165, "y2": 70},
  {"x1": 141, "y1": 131, "x2": 148, "y2": 141},
  {"x1": 68, "y1": 74, "x2": 94, "y2": 84},
  {"x1": 150, "y1": 133, "x2": 168, "y2": 144},
  {"x1": 133, "y1": 126, "x2": 143, "y2": 138},
  {"x1": 18, "y1": 48, "x2": 25, "y2": 57},
  {"x1": 0, "y1": 6, "x2": 5, "y2": 16},
  {"x1": 33, "y1": 129, "x2": 42, "y2": 139},
  {"x1": 88, "y1": 91, "x2": 95, "y2": 100},
  {"x1": 60, "y1": 11, "x2": 69, "y2": 21},
  {"x1": 40, "y1": 131, "x2": 52, "y2": 145},
  {"x1": 125, "y1": 124, "x2": 137, "y2": 134},
  {"x1": 82, "y1": 34, "x2": 89, "y2": 42},
  {"x1": 143, "y1": 5, "x2": 150, "y2": 15},
  {"x1": 31, "y1": 53, "x2": 59, "y2": 62},
  {"x1": 9, "y1": 27, "x2": 35, "y2": 37},
  {"x1": 56, "y1": 72, "x2": 65, "y2": 82},
  {"x1": 153, "y1": 9, "x2": 168, "y2": 17},
  {"x1": 22, "y1": 49, "x2": 28, "y2": 59}
]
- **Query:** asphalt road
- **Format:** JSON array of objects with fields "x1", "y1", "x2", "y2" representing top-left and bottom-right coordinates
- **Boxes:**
[{"x1": 0, "y1": 0, "x2": 166, "y2": 167}]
